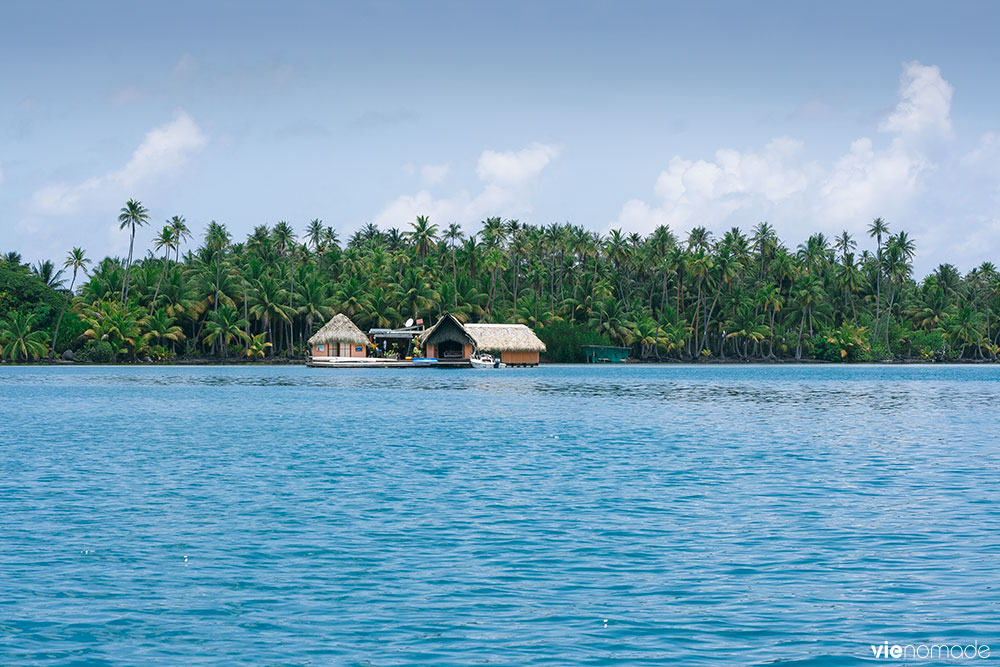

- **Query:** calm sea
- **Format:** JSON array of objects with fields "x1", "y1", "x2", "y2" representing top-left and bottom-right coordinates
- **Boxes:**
[{"x1": 1, "y1": 364, "x2": 998, "y2": 665}]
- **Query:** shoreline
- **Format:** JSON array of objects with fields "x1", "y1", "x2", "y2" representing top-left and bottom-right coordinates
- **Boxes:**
[{"x1": 3, "y1": 358, "x2": 998, "y2": 367}]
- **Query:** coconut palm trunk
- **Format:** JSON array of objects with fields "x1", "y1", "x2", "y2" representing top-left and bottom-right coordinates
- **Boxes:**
[
  {"x1": 51, "y1": 270, "x2": 78, "y2": 358},
  {"x1": 150, "y1": 246, "x2": 171, "y2": 315},
  {"x1": 121, "y1": 226, "x2": 135, "y2": 303}
]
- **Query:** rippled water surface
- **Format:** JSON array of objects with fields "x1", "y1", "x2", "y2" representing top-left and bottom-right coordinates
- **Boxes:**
[{"x1": 2, "y1": 364, "x2": 999, "y2": 665}]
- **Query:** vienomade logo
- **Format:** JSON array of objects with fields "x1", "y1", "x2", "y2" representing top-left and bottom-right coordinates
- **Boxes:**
[{"x1": 870, "y1": 640, "x2": 990, "y2": 660}]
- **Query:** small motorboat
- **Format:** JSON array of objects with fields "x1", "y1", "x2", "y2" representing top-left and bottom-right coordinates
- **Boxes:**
[{"x1": 470, "y1": 352, "x2": 506, "y2": 369}]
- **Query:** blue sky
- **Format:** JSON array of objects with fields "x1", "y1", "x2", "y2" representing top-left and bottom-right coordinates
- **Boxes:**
[{"x1": 3, "y1": 1, "x2": 1000, "y2": 275}]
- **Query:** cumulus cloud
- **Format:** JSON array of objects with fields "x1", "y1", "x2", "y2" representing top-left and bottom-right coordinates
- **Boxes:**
[
  {"x1": 476, "y1": 143, "x2": 559, "y2": 186},
  {"x1": 374, "y1": 143, "x2": 559, "y2": 229},
  {"x1": 611, "y1": 61, "x2": 994, "y2": 273},
  {"x1": 815, "y1": 138, "x2": 924, "y2": 226},
  {"x1": 613, "y1": 137, "x2": 812, "y2": 234},
  {"x1": 29, "y1": 110, "x2": 207, "y2": 216},
  {"x1": 879, "y1": 62, "x2": 953, "y2": 142},
  {"x1": 816, "y1": 62, "x2": 950, "y2": 227}
]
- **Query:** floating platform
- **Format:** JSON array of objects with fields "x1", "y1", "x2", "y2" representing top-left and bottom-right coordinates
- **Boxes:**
[{"x1": 307, "y1": 357, "x2": 472, "y2": 369}]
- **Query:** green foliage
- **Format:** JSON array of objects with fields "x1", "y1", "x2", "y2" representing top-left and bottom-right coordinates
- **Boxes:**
[
  {"x1": 812, "y1": 323, "x2": 869, "y2": 362},
  {"x1": 860, "y1": 340, "x2": 891, "y2": 362},
  {"x1": 0, "y1": 260, "x2": 63, "y2": 329},
  {"x1": 0, "y1": 311, "x2": 50, "y2": 361},
  {"x1": 76, "y1": 340, "x2": 117, "y2": 363},
  {"x1": 6, "y1": 207, "x2": 1000, "y2": 363},
  {"x1": 537, "y1": 322, "x2": 612, "y2": 362},
  {"x1": 898, "y1": 328, "x2": 946, "y2": 360}
]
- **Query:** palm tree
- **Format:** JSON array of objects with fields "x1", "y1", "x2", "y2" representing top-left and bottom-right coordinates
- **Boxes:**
[
  {"x1": 18, "y1": 199, "x2": 994, "y2": 363},
  {"x1": 757, "y1": 282, "x2": 784, "y2": 358},
  {"x1": 249, "y1": 276, "x2": 293, "y2": 356},
  {"x1": 203, "y1": 221, "x2": 233, "y2": 316},
  {"x1": 244, "y1": 332, "x2": 272, "y2": 359},
  {"x1": 322, "y1": 226, "x2": 340, "y2": 251},
  {"x1": 687, "y1": 226, "x2": 712, "y2": 252},
  {"x1": 790, "y1": 275, "x2": 826, "y2": 359},
  {"x1": 407, "y1": 215, "x2": 439, "y2": 260},
  {"x1": 867, "y1": 216, "x2": 888, "y2": 338},
  {"x1": 837, "y1": 253, "x2": 862, "y2": 322},
  {"x1": 908, "y1": 279, "x2": 951, "y2": 332},
  {"x1": 50, "y1": 247, "x2": 91, "y2": 357},
  {"x1": 298, "y1": 277, "x2": 335, "y2": 339},
  {"x1": 395, "y1": 267, "x2": 438, "y2": 321},
  {"x1": 1, "y1": 311, "x2": 50, "y2": 361},
  {"x1": 947, "y1": 306, "x2": 984, "y2": 358},
  {"x1": 118, "y1": 199, "x2": 151, "y2": 303},
  {"x1": 79, "y1": 300, "x2": 145, "y2": 360},
  {"x1": 203, "y1": 304, "x2": 250, "y2": 359},
  {"x1": 272, "y1": 221, "x2": 296, "y2": 256},
  {"x1": 726, "y1": 303, "x2": 771, "y2": 360},
  {"x1": 834, "y1": 230, "x2": 856, "y2": 258},
  {"x1": 169, "y1": 215, "x2": 191, "y2": 262},
  {"x1": 307, "y1": 219, "x2": 325, "y2": 252},
  {"x1": 482, "y1": 246, "x2": 507, "y2": 318},
  {"x1": 686, "y1": 249, "x2": 712, "y2": 354},
  {"x1": 589, "y1": 298, "x2": 635, "y2": 346},
  {"x1": 150, "y1": 225, "x2": 177, "y2": 313},
  {"x1": 444, "y1": 222, "x2": 463, "y2": 307},
  {"x1": 632, "y1": 312, "x2": 663, "y2": 359},
  {"x1": 335, "y1": 278, "x2": 370, "y2": 319},
  {"x1": 32, "y1": 260, "x2": 65, "y2": 288},
  {"x1": 143, "y1": 308, "x2": 185, "y2": 349}
]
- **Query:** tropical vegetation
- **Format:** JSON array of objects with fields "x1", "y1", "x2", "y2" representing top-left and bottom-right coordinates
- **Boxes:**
[{"x1": 2, "y1": 201, "x2": 1000, "y2": 363}]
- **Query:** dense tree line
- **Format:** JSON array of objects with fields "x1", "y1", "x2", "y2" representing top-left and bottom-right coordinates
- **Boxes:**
[{"x1": 2, "y1": 199, "x2": 999, "y2": 362}]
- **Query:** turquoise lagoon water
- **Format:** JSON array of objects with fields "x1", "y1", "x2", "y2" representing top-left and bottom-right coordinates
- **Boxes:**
[{"x1": 1, "y1": 364, "x2": 998, "y2": 665}]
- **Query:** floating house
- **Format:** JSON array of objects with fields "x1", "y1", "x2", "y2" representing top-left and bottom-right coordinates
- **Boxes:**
[
  {"x1": 308, "y1": 313, "x2": 369, "y2": 359},
  {"x1": 582, "y1": 344, "x2": 630, "y2": 363},
  {"x1": 420, "y1": 314, "x2": 546, "y2": 366}
]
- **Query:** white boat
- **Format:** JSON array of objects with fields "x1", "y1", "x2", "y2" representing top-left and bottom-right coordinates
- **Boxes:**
[{"x1": 470, "y1": 352, "x2": 506, "y2": 369}]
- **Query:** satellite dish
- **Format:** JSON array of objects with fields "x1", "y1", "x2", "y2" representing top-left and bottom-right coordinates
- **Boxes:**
[{"x1": 405, "y1": 318, "x2": 414, "y2": 328}]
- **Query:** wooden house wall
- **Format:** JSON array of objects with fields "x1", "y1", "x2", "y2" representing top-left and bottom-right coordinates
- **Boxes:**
[{"x1": 500, "y1": 350, "x2": 539, "y2": 365}]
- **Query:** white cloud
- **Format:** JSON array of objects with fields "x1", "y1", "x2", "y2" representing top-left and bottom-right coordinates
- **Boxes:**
[
  {"x1": 611, "y1": 61, "x2": 995, "y2": 273},
  {"x1": 476, "y1": 143, "x2": 559, "y2": 186},
  {"x1": 612, "y1": 137, "x2": 811, "y2": 233},
  {"x1": 815, "y1": 138, "x2": 924, "y2": 226},
  {"x1": 656, "y1": 138, "x2": 808, "y2": 203},
  {"x1": 29, "y1": 110, "x2": 207, "y2": 216},
  {"x1": 879, "y1": 61, "x2": 953, "y2": 142},
  {"x1": 816, "y1": 62, "x2": 950, "y2": 228},
  {"x1": 374, "y1": 143, "x2": 559, "y2": 229}
]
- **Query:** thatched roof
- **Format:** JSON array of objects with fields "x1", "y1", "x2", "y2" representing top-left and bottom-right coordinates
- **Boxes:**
[
  {"x1": 420, "y1": 315, "x2": 546, "y2": 352},
  {"x1": 464, "y1": 323, "x2": 546, "y2": 352},
  {"x1": 420, "y1": 313, "x2": 472, "y2": 346},
  {"x1": 308, "y1": 313, "x2": 369, "y2": 345}
]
